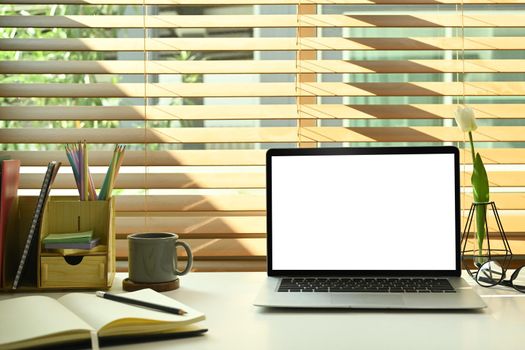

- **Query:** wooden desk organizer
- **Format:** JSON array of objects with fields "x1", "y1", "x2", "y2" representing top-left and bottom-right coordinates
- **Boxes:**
[{"x1": 1, "y1": 196, "x2": 115, "y2": 291}]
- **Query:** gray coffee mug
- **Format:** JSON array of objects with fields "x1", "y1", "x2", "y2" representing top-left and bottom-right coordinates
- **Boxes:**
[{"x1": 128, "y1": 232, "x2": 193, "y2": 284}]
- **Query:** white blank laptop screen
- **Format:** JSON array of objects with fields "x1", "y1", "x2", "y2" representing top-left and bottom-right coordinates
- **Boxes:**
[{"x1": 271, "y1": 153, "x2": 457, "y2": 271}]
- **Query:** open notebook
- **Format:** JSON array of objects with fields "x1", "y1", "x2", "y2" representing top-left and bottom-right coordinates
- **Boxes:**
[{"x1": 0, "y1": 288, "x2": 206, "y2": 349}]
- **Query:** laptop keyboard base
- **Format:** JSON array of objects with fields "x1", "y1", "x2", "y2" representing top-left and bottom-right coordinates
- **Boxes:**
[{"x1": 278, "y1": 278, "x2": 455, "y2": 293}]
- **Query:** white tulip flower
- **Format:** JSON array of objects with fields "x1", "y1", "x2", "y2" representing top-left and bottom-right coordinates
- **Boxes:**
[{"x1": 454, "y1": 105, "x2": 478, "y2": 133}]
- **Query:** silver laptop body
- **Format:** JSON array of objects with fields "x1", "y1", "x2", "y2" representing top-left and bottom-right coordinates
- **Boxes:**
[{"x1": 254, "y1": 146, "x2": 485, "y2": 309}]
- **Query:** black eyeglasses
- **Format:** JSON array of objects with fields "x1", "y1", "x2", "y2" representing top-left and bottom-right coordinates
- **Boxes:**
[{"x1": 469, "y1": 260, "x2": 525, "y2": 293}]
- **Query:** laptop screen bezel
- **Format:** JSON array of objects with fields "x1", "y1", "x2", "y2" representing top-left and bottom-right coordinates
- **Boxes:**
[{"x1": 266, "y1": 146, "x2": 461, "y2": 277}]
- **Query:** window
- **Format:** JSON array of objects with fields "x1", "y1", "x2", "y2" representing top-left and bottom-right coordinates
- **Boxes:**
[{"x1": 1, "y1": 0, "x2": 524, "y2": 271}]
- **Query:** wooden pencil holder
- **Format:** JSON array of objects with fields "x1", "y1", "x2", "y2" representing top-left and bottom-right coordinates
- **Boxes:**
[{"x1": 37, "y1": 197, "x2": 116, "y2": 290}]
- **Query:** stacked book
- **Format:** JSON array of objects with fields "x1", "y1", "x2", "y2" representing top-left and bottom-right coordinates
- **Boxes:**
[{"x1": 43, "y1": 230, "x2": 99, "y2": 250}]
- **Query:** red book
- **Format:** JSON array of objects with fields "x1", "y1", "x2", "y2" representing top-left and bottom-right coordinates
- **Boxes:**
[{"x1": 0, "y1": 159, "x2": 21, "y2": 287}]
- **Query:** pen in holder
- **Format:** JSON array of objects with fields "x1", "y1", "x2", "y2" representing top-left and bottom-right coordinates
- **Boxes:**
[
  {"x1": 66, "y1": 142, "x2": 126, "y2": 201},
  {"x1": 35, "y1": 143, "x2": 125, "y2": 289}
]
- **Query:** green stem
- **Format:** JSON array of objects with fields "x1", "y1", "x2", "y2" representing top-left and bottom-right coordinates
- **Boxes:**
[
  {"x1": 468, "y1": 131, "x2": 476, "y2": 164},
  {"x1": 475, "y1": 203, "x2": 486, "y2": 255},
  {"x1": 469, "y1": 131, "x2": 486, "y2": 262},
  {"x1": 476, "y1": 204, "x2": 487, "y2": 266}
]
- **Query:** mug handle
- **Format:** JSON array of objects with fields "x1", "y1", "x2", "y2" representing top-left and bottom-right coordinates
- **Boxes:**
[{"x1": 174, "y1": 241, "x2": 193, "y2": 276}]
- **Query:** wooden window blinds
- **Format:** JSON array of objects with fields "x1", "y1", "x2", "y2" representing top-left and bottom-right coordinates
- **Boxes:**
[{"x1": 1, "y1": 0, "x2": 524, "y2": 272}]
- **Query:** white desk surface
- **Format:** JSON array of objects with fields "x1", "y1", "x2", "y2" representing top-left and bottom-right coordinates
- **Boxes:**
[{"x1": 3, "y1": 272, "x2": 525, "y2": 350}]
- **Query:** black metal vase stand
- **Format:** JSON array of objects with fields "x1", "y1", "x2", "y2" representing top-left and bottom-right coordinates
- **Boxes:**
[{"x1": 461, "y1": 201, "x2": 513, "y2": 271}]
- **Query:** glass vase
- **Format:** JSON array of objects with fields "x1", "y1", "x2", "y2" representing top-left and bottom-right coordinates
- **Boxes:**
[{"x1": 460, "y1": 201, "x2": 512, "y2": 270}]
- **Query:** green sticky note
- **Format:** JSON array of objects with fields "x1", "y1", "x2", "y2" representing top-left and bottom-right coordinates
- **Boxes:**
[{"x1": 43, "y1": 230, "x2": 94, "y2": 244}]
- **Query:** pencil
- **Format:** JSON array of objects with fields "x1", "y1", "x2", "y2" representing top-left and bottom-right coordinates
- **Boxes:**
[
  {"x1": 65, "y1": 145, "x2": 81, "y2": 190},
  {"x1": 106, "y1": 145, "x2": 125, "y2": 200},
  {"x1": 88, "y1": 171, "x2": 97, "y2": 201},
  {"x1": 83, "y1": 141, "x2": 97, "y2": 201},
  {"x1": 99, "y1": 145, "x2": 118, "y2": 200},
  {"x1": 79, "y1": 142, "x2": 85, "y2": 200},
  {"x1": 83, "y1": 141, "x2": 89, "y2": 201},
  {"x1": 95, "y1": 291, "x2": 187, "y2": 315}
]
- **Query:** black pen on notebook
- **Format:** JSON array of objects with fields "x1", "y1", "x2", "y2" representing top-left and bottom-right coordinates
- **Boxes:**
[{"x1": 96, "y1": 291, "x2": 187, "y2": 315}]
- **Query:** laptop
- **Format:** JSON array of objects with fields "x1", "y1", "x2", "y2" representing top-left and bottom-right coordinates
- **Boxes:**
[{"x1": 254, "y1": 146, "x2": 486, "y2": 309}]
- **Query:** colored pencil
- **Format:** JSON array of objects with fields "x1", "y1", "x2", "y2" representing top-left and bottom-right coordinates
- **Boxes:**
[
  {"x1": 99, "y1": 144, "x2": 126, "y2": 200},
  {"x1": 83, "y1": 141, "x2": 89, "y2": 201},
  {"x1": 66, "y1": 142, "x2": 125, "y2": 201},
  {"x1": 99, "y1": 146, "x2": 118, "y2": 200},
  {"x1": 105, "y1": 145, "x2": 126, "y2": 200},
  {"x1": 65, "y1": 142, "x2": 98, "y2": 201},
  {"x1": 65, "y1": 145, "x2": 81, "y2": 191}
]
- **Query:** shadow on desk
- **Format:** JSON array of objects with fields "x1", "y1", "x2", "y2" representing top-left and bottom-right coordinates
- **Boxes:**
[{"x1": 32, "y1": 329, "x2": 208, "y2": 350}]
